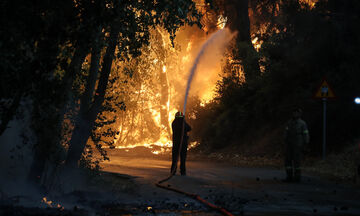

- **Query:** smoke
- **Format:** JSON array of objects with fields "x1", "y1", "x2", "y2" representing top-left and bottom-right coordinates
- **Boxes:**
[
  {"x1": 182, "y1": 28, "x2": 236, "y2": 114},
  {"x1": 0, "y1": 99, "x2": 43, "y2": 203}
]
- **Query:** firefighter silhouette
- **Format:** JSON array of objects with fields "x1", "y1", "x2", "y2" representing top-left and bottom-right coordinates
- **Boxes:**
[
  {"x1": 171, "y1": 111, "x2": 191, "y2": 175},
  {"x1": 284, "y1": 107, "x2": 310, "y2": 182}
]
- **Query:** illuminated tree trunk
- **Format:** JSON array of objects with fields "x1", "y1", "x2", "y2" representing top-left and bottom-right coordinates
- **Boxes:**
[
  {"x1": 156, "y1": 28, "x2": 171, "y2": 139},
  {"x1": 122, "y1": 108, "x2": 136, "y2": 145},
  {"x1": 159, "y1": 64, "x2": 171, "y2": 138},
  {"x1": 225, "y1": 0, "x2": 260, "y2": 83},
  {"x1": 65, "y1": 26, "x2": 119, "y2": 168}
]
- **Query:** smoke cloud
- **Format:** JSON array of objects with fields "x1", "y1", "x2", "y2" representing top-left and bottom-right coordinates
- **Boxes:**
[{"x1": 182, "y1": 28, "x2": 236, "y2": 114}]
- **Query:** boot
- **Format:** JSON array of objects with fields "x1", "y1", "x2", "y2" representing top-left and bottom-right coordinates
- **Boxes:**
[
  {"x1": 294, "y1": 168, "x2": 301, "y2": 182},
  {"x1": 180, "y1": 165, "x2": 186, "y2": 176},
  {"x1": 283, "y1": 168, "x2": 293, "y2": 182},
  {"x1": 170, "y1": 163, "x2": 177, "y2": 175}
]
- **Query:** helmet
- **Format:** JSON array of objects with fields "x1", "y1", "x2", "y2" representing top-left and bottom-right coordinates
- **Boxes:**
[
  {"x1": 292, "y1": 107, "x2": 303, "y2": 114},
  {"x1": 175, "y1": 111, "x2": 184, "y2": 118},
  {"x1": 292, "y1": 107, "x2": 303, "y2": 118}
]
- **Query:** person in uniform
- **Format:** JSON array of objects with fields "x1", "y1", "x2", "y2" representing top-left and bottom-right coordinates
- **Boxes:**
[
  {"x1": 284, "y1": 107, "x2": 310, "y2": 182},
  {"x1": 171, "y1": 111, "x2": 191, "y2": 176}
]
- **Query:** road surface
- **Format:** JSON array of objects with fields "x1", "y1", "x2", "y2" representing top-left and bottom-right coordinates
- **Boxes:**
[{"x1": 101, "y1": 149, "x2": 360, "y2": 215}]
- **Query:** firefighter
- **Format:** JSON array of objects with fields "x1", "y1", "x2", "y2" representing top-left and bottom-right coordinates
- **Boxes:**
[
  {"x1": 171, "y1": 111, "x2": 191, "y2": 176},
  {"x1": 284, "y1": 107, "x2": 310, "y2": 182}
]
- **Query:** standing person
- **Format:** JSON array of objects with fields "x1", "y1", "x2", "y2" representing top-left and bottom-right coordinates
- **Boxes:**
[
  {"x1": 171, "y1": 111, "x2": 191, "y2": 176},
  {"x1": 284, "y1": 107, "x2": 310, "y2": 182}
]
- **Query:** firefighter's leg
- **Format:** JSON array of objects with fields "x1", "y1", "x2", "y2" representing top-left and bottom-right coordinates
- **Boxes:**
[
  {"x1": 180, "y1": 138, "x2": 188, "y2": 176},
  {"x1": 293, "y1": 148, "x2": 302, "y2": 182},
  {"x1": 284, "y1": 146, "x2": 293, "y2": 182},
  {"x1": 171, "y1": 143, "x2": 179, "y2": 174}
]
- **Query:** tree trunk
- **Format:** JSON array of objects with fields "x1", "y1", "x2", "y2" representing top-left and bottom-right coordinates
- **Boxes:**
[
  {"x1": 27, "y1": 39, "x2": 89, "y2": 184},
  {"x1": 28, "y1": 100, "x2": 61, "y2": 185},
  {"x1": 82, "y1": 34, "x2": 102, "y2": 110},
  {"x1": 159, "y1": 63, "x2": 171, "y2": 138},
  {"x1": 226, "y1": 0, "x2": 260, "y2": 83},
  {"x1": 65, "y1": 25, "x2": 119, "y2": 168},
  {"x1": 0, "y1": 90, "x2": 22, "y2": 137},
  {"x1": 157, "y1": 28, "x2": 171, "y2": 138}
]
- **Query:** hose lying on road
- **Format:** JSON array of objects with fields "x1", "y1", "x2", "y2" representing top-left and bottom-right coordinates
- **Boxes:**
[{"x1": 155, "y1": 182, "x2": 234, "y2": 216}]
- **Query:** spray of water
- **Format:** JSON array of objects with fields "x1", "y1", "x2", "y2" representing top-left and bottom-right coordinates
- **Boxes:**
[{"x1": 182, "y1": 28, "x2": 235, "y2": 115}]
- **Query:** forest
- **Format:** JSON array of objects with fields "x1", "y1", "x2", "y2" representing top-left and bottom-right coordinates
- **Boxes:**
[{"x1": 1, "y1": 0, "x2": 360, "y2": 215}]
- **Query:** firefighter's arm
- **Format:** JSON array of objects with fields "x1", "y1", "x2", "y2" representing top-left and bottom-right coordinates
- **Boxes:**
[
  {"x1": 284, "y1": 123, "x2": 289, "y2": 142},
  {"x1": 302, "y1": 123, "x2": 310, "y2": 144}
]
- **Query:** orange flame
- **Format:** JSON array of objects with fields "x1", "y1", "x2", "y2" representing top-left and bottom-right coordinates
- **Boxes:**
[{"x1": 108, "y1": 8, "x2": 236, "y2": 154}]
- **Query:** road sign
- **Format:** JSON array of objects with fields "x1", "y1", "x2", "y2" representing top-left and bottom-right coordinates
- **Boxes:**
[
  {"x1": 313, "y1": 78, "x2": 336, "y2": 160},
  {"x1": 314, "y1": 78, "x2": 336, "y2": 99}
]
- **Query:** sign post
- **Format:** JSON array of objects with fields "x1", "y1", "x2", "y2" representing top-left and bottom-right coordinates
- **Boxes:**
[
  {"x1": 322, "y1": 98, "x2": 326, "y2": 160},
  {"x1": 314, "y1": 78, "x2": 336, "y2": 160}
]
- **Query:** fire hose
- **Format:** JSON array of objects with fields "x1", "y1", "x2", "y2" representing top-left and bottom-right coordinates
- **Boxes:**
[
  {"x1": 155, "y1": 117, "x2": 234, "y2": 216},
  {"x1": 155, "y1": 182, "x2": 234, "y2": 216}
]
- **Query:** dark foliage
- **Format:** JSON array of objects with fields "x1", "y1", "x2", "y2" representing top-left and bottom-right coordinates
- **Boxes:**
[{"x1": 192, "y1": 0, "x2": 360, "y2": 156}]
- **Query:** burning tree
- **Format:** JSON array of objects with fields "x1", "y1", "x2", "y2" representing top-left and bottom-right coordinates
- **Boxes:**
[
  {"x1": 62, "y1": 1, "x2": 202, "y2": 169},
  {"x1": 0, "y1": 0, "x2": 202, "y2": 186},
  {"x1": 66, "y1": 0, "x2": 239, "y2": 159},
  {"x1": 95, "y1": 27, "x2": 186, "y2": 152}
]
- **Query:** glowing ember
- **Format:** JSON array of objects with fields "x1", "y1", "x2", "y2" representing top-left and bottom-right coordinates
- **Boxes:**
[
  {"x1": 41, "y1": 197, "x2": 64, "y2": 210},
  {"x1": 251, "y1": 37, "x2": 262, "y2": 51},
  {"x1": 217, "y1": 15, "x2": 227, "y2": 29},
  {"x1": 299, "y1": 0, "x2": 317, "y2": 9},
  {"x1": 42, "y1": 197, "x2": 52, "y2": 207},
  {"x1": 189, "y1": 141, "x2": 199, "y2": 149}
]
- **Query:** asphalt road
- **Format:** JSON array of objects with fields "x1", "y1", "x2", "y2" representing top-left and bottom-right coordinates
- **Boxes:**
[{"x1": 101, "y1": 150, "x2": 360, "y2": 215}]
